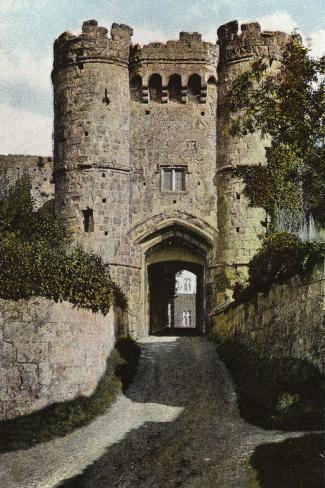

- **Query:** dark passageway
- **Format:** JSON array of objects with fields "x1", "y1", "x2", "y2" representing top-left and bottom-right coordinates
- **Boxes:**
[{"x1": 148, "y1": 261, "x2": 204, "y2": 336}]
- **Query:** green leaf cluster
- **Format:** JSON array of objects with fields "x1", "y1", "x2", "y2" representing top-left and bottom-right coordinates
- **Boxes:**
[
  {"x1": 227, "y1": 35, "x2": 325, "y2": 225},
  {"x1": 233, "y1": 232, "x2": 324, "y2": 302},
  {"x1": 0, "y1": 176, "x2": 126, "y2": 313}
]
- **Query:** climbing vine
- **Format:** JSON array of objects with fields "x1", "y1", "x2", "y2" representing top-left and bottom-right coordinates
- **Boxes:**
[
  {"x1": 233, "y1": 232, "x2": 325, "y2": 303},
  {"x1": 227, "y1": 34, "x2": 325, "y2": 227}
]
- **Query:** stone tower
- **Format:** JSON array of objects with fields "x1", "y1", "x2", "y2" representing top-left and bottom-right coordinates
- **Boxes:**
[
  {"x1": 215, "y1": 21, "x2": 289, "y2": 302},
  {"x1": 52, "y1": 20, "x2": 133, "y2": 287}
]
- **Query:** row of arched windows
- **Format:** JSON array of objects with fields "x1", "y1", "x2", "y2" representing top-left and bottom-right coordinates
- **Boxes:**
[{"x1": 130, "y1": 73, "x2": 216, "y2": 102}]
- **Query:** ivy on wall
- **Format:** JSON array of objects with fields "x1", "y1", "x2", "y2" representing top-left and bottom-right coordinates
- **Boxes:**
[
  {"x1": 233, "y1": 232, "x2": 324, "y2": 303},
  {"x1": 227, "y1": 35, "x2": 325, "y2": 227},
  {"x1": 0, "y1": 176, "x2": 126, "y2": 314}
]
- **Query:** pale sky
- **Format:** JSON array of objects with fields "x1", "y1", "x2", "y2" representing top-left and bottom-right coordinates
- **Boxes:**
[{"x1": 0, "y1": 0, "x2": 324, "y2": 155}]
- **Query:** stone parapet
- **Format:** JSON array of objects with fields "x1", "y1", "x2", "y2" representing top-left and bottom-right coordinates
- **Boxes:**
[
  {"x1": 53, "y1": 20, "x2": 133, "y2": 74},
  {"x1": 131, "y1": 32, "x2": 217, "y2": 65}
]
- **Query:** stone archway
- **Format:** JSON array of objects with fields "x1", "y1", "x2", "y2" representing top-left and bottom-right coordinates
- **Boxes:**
[{"x1": 138, "y1": 223, "x2": 211, "y2": 336}]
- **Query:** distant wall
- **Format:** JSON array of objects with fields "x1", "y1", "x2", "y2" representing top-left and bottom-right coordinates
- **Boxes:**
[
  {"x1": 211, "y1": 263, "x2": 325, "y2": 373},
  {"x1": 0, "y1": 155, "x2": 54, "y2": 209},
  {"x1": 174, "y1": 294, "x2": 196, "y2": 328},
  {"x1": 0, "y1": 298, "x2": 117, "y2": 420}
]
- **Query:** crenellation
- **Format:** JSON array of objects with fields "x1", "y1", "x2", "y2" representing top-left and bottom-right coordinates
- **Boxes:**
[{"x1": 217, "y1": 20, "x2": 289, "y2": 65}]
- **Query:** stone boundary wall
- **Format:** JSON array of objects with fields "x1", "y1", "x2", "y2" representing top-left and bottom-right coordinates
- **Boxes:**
[
  {"x1": 0, "y1": 298, "x2": 117, "y2": 420},
  {"x1": 211, "y1": 262, "x2": 325, "y2": 373},
  {"x1": 0, "y1": 155, "x2": 54, "y2": 210}
]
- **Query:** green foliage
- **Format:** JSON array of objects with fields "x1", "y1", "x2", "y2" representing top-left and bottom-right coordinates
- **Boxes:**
[
  {"x1": 0, "y1": 176, "x2": 67, "y2": 248},
  {"x1": 233, "y1": 232, "x2": 325, "y2": 302},
  {"x1": 248, "y1": 434, "x2": 325, "y2": 488},
  {"x1": 227, "y1": 35, "x2": 325, "y2": 225},
  {"x1": 0, "y1": 338, "x2": 140, "y2": 453},
  {"x1": 216, "y1": 340, "x2": 325, "y2": 431},
  {"x1": 235, "y1": 145, "x2": 304, "y2": 231},
  {"x1": 0, "y1": 176, "x2": 127, "y2": 314}
]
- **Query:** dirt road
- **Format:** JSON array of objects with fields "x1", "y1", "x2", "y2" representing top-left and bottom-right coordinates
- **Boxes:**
[{"x1": 0, "y1": 336, "x2": 301, "y2": 487}]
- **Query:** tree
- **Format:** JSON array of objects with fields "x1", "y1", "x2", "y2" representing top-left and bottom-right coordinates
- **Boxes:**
[{"x1": 227, "y1": 34, "x2": 325, "y2": 230}]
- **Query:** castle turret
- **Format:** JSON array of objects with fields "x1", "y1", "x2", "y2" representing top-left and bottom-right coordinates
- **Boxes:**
[
  {"x1": 52, "y1": 20, "x2": 133, "y2": 286},
  {"x1": 215, "y1": 21, "x2": 289, "y2": 302}
]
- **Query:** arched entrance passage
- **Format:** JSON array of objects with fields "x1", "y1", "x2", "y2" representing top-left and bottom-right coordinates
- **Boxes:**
[
  {"x1": 148, "y1": 261, "x2": 204, "y2": 335},
  {"x1": 141, "y1": 223, "x2": 211, "y2": 335}
]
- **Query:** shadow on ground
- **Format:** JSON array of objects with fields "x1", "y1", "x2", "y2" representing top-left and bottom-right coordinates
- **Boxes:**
[
  {"x1": 57, "y1": 336, "x2": 251, "y2": 488},
  {"x1": 55, "y1": 335, "x2": 324, "y2": 488}
]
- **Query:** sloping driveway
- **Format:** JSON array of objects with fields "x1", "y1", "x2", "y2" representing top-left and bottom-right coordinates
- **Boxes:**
[{"x1": 0, "y1": 336, "x2": 303, "y2": 487}]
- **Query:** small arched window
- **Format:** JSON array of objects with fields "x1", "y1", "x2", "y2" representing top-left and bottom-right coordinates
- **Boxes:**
[
  {"x1": 188, "y1": 74, "x2": 201, "y2": 101},
  {"x1": 149, "y1": 74, "x2": 162, "y2": 102},
  {"x1": 168, "y1": 74, "x2": 182, "y2": 102},
  {"x1": 130, "y1": 75, "x2": 142, "y2": 101}
]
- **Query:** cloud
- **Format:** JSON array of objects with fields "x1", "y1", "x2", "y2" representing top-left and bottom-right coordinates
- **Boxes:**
[
  {"x1": 0, "y1": 103, "x2": 52, "y2": 155},
  {"x1": 202, "y1": 28, "x2": 217, "y2": 44},
  {"x1": 256, "y1": 12, "x2": 298, "y2": 33},
  {"x1": 0, "y1": 0, "x2": 24, "y2": 12},
  {"x1": 0, "y1": 0, "x2": 48, "y2": 13},
  {"x1": 0, "y1": 51, "x2": 52, "y2": 92},
  {"x1": 130, "y1": 26, "x2": 171, "y2": 46},
  {"x1": 308, "y1": 29, "x2": 325, "y2": 58}
]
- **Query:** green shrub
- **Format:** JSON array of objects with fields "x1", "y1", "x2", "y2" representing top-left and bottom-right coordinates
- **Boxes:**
[
  {"x1": 0, "y1": 176, "x2": 126, "y2": 313},
  {"x1": 234, "y1": 232, "x2": 324, "y2": 303},
  {"x1": 0, "y1": 176, "x2": 67, "y2": 247},
  {"x1": 0, "y1": 338, "x2": 140, "y2": 453}
]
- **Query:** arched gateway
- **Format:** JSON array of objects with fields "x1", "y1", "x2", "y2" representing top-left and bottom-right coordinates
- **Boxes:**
[{"x1": 132, "y1": 222, "x2": 213, "y2": 336}]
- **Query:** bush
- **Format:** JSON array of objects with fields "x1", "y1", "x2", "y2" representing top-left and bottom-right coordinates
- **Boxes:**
[
  {"x1": 234, "y1": 232, "x2": 324, "y2": 303},
  {"x1": 0, "y1": 176, "x2": 126, "y2": 314}
]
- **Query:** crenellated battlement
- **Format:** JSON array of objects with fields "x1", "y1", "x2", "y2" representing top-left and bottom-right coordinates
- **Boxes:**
[
  {"x1": 53, "y1": 20, "x2": 133, "y2": 74},
  {"x1": 217, "y1": 20, "x2": 289, "y2": 65},
  {"x1": 131, "y1": 31, "x2": 217, "y2": 67},
  {"x1": 129, "y1": 31, "x2": 217, "y2": 101}
]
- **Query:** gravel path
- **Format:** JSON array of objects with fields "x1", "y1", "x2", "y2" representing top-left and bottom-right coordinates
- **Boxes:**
[{"x1": 0, "y1": 336, "x2": 303, "y2": 488}]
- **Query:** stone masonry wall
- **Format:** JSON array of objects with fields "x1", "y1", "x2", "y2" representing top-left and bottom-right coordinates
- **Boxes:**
[
  {"x1": 0, "y1": 155, "x2": 54, "y2": 210},
  {"x1": 211, "y1": 263, "x2": 325, "y2": 373},
  {"x1": 0, "y1": 298, "x2": 117, "y2": 420}
]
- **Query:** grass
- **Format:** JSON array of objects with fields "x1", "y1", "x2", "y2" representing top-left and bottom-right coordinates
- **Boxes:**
[
  {"x1": 0, "y1": 337, "x2": 140, "y2": 453},
  {"x1": 216, "y1": 340, "x2": 325, "y2": 431},
  {"x1": 248, "y1": 434, "x2": 325, "y2": 488}
]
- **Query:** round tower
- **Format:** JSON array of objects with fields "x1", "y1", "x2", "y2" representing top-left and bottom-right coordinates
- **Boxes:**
[
  {"x1": 215, "y1": 21, "x2": 289, "y2": 303},
  {"x1": 52, "y1": 20, "x2": 133, "y2": 287}
]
